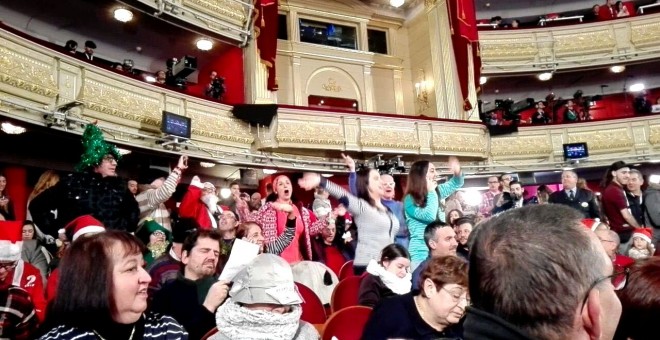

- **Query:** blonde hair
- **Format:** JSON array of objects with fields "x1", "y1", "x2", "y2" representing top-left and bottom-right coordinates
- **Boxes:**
[{"x1": 28, "y1": 170, "x2": 60, "y2": 202}]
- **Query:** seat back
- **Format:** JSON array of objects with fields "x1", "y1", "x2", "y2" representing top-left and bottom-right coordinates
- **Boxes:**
[
  {"x1": 330, "y1": 275, "x2": 362, "y2": 313},
  {"x1": 200, "y1": 327, "x2": 219, "y2": 340},
  {"x1": 295, "y1": 281, "x2": 328, "y2": 324},
  {"x1": 338, "y1": 260, "x2": 354, "y2": 281},
  {"x1": 322, "y1": 306, "x2": 373, "y2": 340}
]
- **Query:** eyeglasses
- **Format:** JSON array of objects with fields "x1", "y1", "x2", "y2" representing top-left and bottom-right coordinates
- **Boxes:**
[
  {"x1": 0, "y1": 262, "x2": 17, "y2": 271},
  {"x1": 581, "y1": 268, "x2": 629, "y2": 309},
  {"x1": 441, "y1": 287, "x2": 471, "y2": 306},
  {"x1": 102, "y1": 155, "x2": 117, "y2": 162}
]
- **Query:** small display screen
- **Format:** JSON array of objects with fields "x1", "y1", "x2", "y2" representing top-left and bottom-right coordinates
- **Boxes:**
[
  {"x1": 161, "y1": 111, "x2": 191, "y2": 139},
  {"x1": 563, "y1": 142, "x2": 589, "y2": 160}
]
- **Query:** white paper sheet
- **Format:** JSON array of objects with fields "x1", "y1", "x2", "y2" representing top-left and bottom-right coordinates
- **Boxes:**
[{"x1": 218, "y1": 238, "x2": 260, "y2": 281}]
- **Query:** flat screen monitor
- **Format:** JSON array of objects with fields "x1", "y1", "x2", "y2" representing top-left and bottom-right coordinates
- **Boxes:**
[
  {"x1": 563, "y1": 142, "x2": 589, "y2": 160},
  {"x1": 161, "y1": 111, "x2": 191, "y2": 139}
]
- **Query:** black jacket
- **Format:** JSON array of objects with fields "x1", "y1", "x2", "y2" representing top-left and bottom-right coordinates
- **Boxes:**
[
  {"x1": 463, "y1": 306, "x2": 534, "y2": 340},
  {"x1": 29, "y1": 172, "x2": 139, "y2": 236},
  {"x1": 548, "y1": 188, "x2": 600, "y2": 219}
]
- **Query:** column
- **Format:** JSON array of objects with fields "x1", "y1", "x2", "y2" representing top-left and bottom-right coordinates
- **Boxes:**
[
  {"x1": 358, "y1": 21, "x2": 369, "y2": 52},
  {"x1": 244, "y1": 41, "x2": 277, "y2": 104},
  {"x1": 426, "y1": 0, "x2": 463, "y2": 119},
  {"x1": 291, "y1": 56, "x2": 303, "y2": 106},
  {"x1": 393, "y1": 69, "x2": 405, "y2": 114},
  {"x1": 289, "y1": 11, "x2": 300, "y2": 43},
  {"x1": 363, "y1": 65, "x2": 375, "y2": 112}
]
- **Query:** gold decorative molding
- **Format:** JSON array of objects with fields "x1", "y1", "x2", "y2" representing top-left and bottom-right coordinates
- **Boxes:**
[
  {"x1": 479, "y1": 39, "x2": 537, "y2": 61},
  {"x1": 649, "y1": 125, "x2": 660, "y2": 146},
  {"x1": 568, "y1": 128, "x2": 634, "y2": 152},
  {"x1": 0, "y1": 46, "x2": 58, "y2": 98},
  {"x1": 188, "y1": 108, "x2": 254, "y2": 145},
  {"x1": 490, "y1": 135, "x2": 552, "y2": 158},
  {"x1": 631, "y1": 21, "x2": 660, "y2": 48},
  {"x1": 183, "y1": 0, "x2": 247, "y2": 26},
  {"x1": 553, "y1": 30, "x2": 615, "y2": 57},
  {"x1": 432, "y1": 131, "x2": 488, "y2": 154},
  {"x1": 360, "y1": 126, "x2": 420, "y2": 150},
  {"x1": 276, "y1": 120, "x2": 345, "y2": 146},
  {"x1": 78, "y1": 78, "x2": 161, "y2": 126},
  {"x1": 321, "y1": 78, "x2": 342, "y2": 92}
]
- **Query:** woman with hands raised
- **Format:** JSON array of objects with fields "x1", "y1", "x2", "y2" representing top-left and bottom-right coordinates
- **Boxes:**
[
  {"x1": 299, "y1": 160, "x2": 400, "y2": 275},
  {"x1": 235, "y1": 175, "x2": 327, "y2": 264}
]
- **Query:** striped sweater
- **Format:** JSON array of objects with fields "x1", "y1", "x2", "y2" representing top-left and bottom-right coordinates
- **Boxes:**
[
  {"x1": 321, "y1": 179, "x2": 399, "y2": 267},
  {"x1": 38, "y1": 312, "x2": 188, "y2": 339},
  {"x1": 135, "y1": 169, "x2": 181, "y2": 231}
]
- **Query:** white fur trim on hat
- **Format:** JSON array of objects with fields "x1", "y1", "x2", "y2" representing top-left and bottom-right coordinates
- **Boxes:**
[
  {"x1": 632, "y1": 232, "x2": 652, "y2": 245},
  {"x1": 73, "y1": 226, "x2": 106, "y2": 241},
  {"x1": 0, "y1": 240, "x2": 23, "y2": 262}
]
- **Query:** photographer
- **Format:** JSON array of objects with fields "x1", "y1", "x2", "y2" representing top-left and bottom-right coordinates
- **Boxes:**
[{"x1": 205, "y1": 71, "x2": 226, "y2": 100}]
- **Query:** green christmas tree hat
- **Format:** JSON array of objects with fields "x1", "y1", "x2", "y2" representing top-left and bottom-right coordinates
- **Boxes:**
[{"x1": 75, "y1": 123, "x2": 122, "y2": 172}]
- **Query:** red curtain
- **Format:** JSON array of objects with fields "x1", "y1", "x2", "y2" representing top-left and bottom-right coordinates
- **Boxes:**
[
  {"x1": 256, "y1": 0, "x2": 279, "y2": 91},
  {"x1": 3, "y1": 166, "x2": 28, "y2": 221},
  {"x1": 448, "y1": 0, "x2": 480, "y2": 111}
]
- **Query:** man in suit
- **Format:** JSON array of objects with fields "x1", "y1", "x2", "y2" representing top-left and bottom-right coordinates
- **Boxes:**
[
  {"x1": 493, "y1": 180, "x2": 535, "y2": 214},
  {"x1": 549, "y1": 170, "x2": 600, "y2": 219}
]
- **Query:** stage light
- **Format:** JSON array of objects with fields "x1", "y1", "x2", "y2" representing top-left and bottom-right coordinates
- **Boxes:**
[{"x1": 114, "y1": 8, "x2": 134, "y2": 23}]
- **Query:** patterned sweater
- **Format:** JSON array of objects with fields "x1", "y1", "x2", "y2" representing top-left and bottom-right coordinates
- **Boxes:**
[
  {"x1": 321, "y1": 179, "x2": 399, "y2": 267},
  {"x1": 135, "y1": 169, "x2": 181, "y2": 230}
]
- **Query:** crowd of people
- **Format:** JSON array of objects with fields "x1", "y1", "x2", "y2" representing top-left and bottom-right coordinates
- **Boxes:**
[{"x1": 0, "y1": 121, "x2": 659, "y2": 339}]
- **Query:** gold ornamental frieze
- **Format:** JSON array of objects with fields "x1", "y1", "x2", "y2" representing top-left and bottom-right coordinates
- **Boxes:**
[
  {"x1": 649, "y1": 125, "x2": 660, "y2": 146},
  {"x1": 479, "y1": 40, "x2": 537, "y2": 61},
  {"x1": 553, "y1": 31, "x2": 615, "y2": 57},
  {"x1": 360, "y1": 127, "x2": 420, "y2": 151},
  {"x1": 188, "y1": 108, "x2": 253, "y2": 145},
  {"x1": 276, "y1": 120, "x2": 345, "y2": 147},
  {"x1": 78, "y1": 78, "x2": 161, "y2": 126},
  {"x1": 0, "y1": 46, "x2": 58, "y2": 98},
  {"x1": 490, "y1": 135, "x2": 552, "y2": 158},
  {"x1": 183, "y1": 0, "x2": 247, "y2": 25},
  {"x1": 567, "y1": 129, "x2": 633, "y2": 152},
  {"x1": 631, "y1": 21, "x2": 660, "y2": 48},
  {"x1": 432, "y1": 131, "x2": 487, "y2": 154}
]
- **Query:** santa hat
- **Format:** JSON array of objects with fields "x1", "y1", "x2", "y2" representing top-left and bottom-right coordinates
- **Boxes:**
[
  {"x1": 631, "y1": 228, "x2": 653, "y2": 244},
  {"x1": 0, "y1": 221, "x2": 24, "y2": 262},
  {"x1": 65, "y1": 215, "x2": 105, "y2": 241},
  {"x1": 582, "y1": 218, "x2": 602, "y2": 231}
]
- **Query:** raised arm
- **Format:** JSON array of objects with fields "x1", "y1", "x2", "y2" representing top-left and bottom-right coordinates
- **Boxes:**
[
  {"x1": 342, "y1": 153, "x2": 358, "y2": 195},
  {"x1": 437, "y1": 156, "x2": 465, "y2": 199},
  {"x1": 138, "y1": 156, "x2": 187, "y2": 210},
  {"x1": 265, "y1": 215, "x2": 296, "y2": 255}
]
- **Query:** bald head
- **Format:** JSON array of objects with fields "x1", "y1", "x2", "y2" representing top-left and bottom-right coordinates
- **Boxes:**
[
  {"x1": 561, "y1": 170, "x2": 578, "y2": 190},
  {"x1": 595, "y1": 229, "x2": 620, "y2": 260}
]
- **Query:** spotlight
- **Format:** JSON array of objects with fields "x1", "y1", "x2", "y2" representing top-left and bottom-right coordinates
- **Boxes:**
[
  {"x1": 196, "y1": 38, "x2": 213, "y2": 51},
  {"x1": 610, "y1": 65, "x2": 625, "y2": 73},
  {"x1": 537, "y1": 72, "x2": 553, "y2": 81},
  {"x1": 114, "y1": 8, "x2": 134, "y2": 23}
]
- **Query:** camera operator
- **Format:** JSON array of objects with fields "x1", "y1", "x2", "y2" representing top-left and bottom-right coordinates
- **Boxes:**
[{"x1": 205, "y1": 71, "x2": 226, "y2": 100}]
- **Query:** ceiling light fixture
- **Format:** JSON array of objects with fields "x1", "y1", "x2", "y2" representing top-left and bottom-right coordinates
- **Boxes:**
[
  {"x1": 144, "y1": 75, "x2": 156, "y2": 83},
  {"x1": 196, "y1": 38, "x2": 213, "y2": 51},
  {"x1": 113, "y1": 8, "x2": 134, "y2": 23},
  {"x1": 479, "y1": 76, "x2": 487, "y2": 85},
  {"x1": 537, "y1": 72, "x2": 553, "y2": 81},
  {"x1": 321, "y1": 174, "x2": 333, "y2": 178},
  {"x1": 1, "y1": 122, "x2": 26, "y2": 135},
  {"x1": 629, "y1": 83, "x2": 645, "y2": 92},
  {"x1": 610, "y1": 65, "x2": 625, "y2": 73},
  {"x1": 390, "y1": 0, "x2": 405, "y2": 7},
  {"x1": 116, "y1": 148, "x2": 132, "y2": 155},
  {"x1": 263, "y1": 169, "x2": 277, "y2": 175},
  {"x1": 200, "y1": 162, "x2": 216, "y2": 168}
]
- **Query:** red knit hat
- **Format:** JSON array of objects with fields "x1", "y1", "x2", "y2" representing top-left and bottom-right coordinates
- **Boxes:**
[
  {"x1": 0, "y1": 221, "x2": 24, "y2": 262},
  {"x1": 632, "y1": 227, "x2": 653, "y2": 244},
  {"x1": 64, "y1": 215, "x2": 105, "y2": 241},
  {"x1": 582, "y1": 218, "x2": 602, "y2": 231}
]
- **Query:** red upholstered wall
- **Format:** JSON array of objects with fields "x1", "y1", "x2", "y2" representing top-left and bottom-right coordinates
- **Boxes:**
[
  {"x1": 2, "y1": 166, "x2": 29, "y2": 221},
  {"x1": 186, "y1": 46, "x2": 245, "y2": 104}
]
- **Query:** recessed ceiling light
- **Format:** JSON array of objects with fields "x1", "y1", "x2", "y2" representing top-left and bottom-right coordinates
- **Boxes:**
[
  {"x1": 390, "y1": 0, "x2": 405, "y2": 7},
  {"x1": 479, "y1": 76, "x2": 488, "y2": 85},
  {"x1": 200, "y1": 162, "x2": 216, "y2": 168},
  {"x1": 1, "y1": 122, "x2": 26, "y2": 135},
  {"x1": 263, "y1": 169, "x2": 277, "y2": 174},
  {"x1": 114, "y1": 8, "x2": 134, "y2": 23},
  {"x1": 629, "y1": 83, "x2": 645, "y2": 92},
  {"x1": 196, "y1": 38, "x2": 213, "y2": 51},
  {"x1": 538, "y1": 72, "x2": 553, "y2": 81},
  {"x1": 117, "y1": 147, "x2": 132, "y2": 155},
  {"x1": 610, "y1": 65, "x2": 625, "y2": 73},
  {"x1": 321, "y1": 174, "x2": 333, "y2": 178}
]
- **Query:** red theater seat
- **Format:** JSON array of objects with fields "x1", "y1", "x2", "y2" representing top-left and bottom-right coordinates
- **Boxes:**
[
  {"x1": 295, "y1": 282, "x2": 328, "y2": 324},
  {"x1": 322, "y1": 306, "x2": 373, "y2": 340},
  {"x1": 200, "y1": 327, "x2": 219, "y2": 340},
  {"x1": 338, "y1": 260, "x2": 354, "y2": 281},
  {"x1": 330, "y1": 275, "x2": 362, "y2": 313}
]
